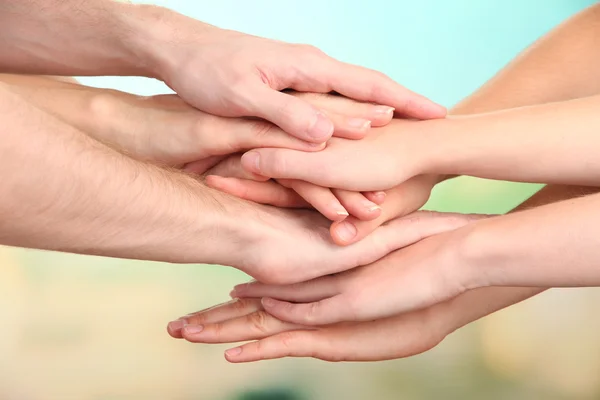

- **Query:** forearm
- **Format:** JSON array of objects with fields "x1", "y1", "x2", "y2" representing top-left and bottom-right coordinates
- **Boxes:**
[
  {"x1": 0, "y1": 1, "x2": 195, "y2": 78},
  {"x1": 458, "y1": 191, "x2": 600, "y2": 289},
  {"x1": 452, "y1": 4, "x2": 600, "y2": 115},
  {"x1": 434, "y1": 184, "x2": 600, "y2": 334},
  {"x1": 0, "y1": 84, "x2": 240, "y2": 264},
  {"x1": 418, "y1": 95, "x2": 600, "y2": 186}
]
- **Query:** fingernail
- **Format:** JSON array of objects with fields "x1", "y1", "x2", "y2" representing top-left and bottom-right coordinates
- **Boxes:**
[
  {"x1": 331, "y1": 200, "x2": 349, "y2": 217},
  {"x1": 262, "y1": 297, "x2": 276, "y2": 308},
  {"x1": 242, "y1": 151, "x2": 261, "y2": 173},
  {"x1": 183, "y1": 325, "x2": 204, "y2": 335},
  {"x1": 335, "y1": 221, "x2": 357, "y2": 242},
  {"x1": 168, "y1": 318, "x2": 186, "y2": 332},
  {"x1": 364, "y1": 200, "x2": 381, "y2": 212},
  {"x1": 374, "y1": 191, "x2": 386, "y2": 199},
  {"x1": 229, "y1": 289, "x2": 238, "y2": 298},
  {"x1": 308, "y1": 141, "x2": 327, "y2": 149},
  {"x1": 347, "y1": 118, "x2": 371, "y2": 131},
  {"x1": 308, "y1": 112, "x2": 334, "y2": 140},
  {"x1": 226, "y1": 347, "x2": 243, "y2": 357},
  {"x1": 374, "y1": 106, "x2": 395, "y2": 116}
]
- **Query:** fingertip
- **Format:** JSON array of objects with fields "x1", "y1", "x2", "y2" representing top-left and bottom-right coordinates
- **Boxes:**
[
  {"x1": 241, "y1": 151, "x2": 262, "y2": 175},
  {"x1": 167, "y1": 318, "x2": 187, "y2": 339},
  {"x1": 364, "y1": 191, "x2": 386, "y2": 205},
  {"x1": 308, "y1": 111, "x2": 335, "y2": 142},
  {"x1": 370, "y1": 106, "x2": 395, "y2": 126},
  {"x1": 330, "y1": 220, "x2": 358, "y2": 246}
]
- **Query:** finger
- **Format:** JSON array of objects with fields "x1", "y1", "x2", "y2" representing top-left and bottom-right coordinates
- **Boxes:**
[
  {"x1": 182, "y1": 310, "x2": 305, "y2": 344},
  {"x1": 245, "y1": 85, "x2": 334, "y2": 143},
  {"x1": 331, "y1": 176, "x2": 436, "y2": 245},
  {"x1": 182, "y1": 155, "x2": 226, "y2": 175},
  {"x1": 231, "y1": 276, "x2": 341, "y2": 303},
  {"x1": 312, "y1": 58, "x2": 446, "y2": 120},
  {"x1": 206, "y1": 176, "x2": 308, "y2": 208},
  {"x1": 225, "y1": 312, "x2": 440, "y2": 362},
  {"x1": 332, "y1": 189, "x2": 381, "y2": 221},
  {"x1": 241, "y1": 148, "x2": 361, "y2": 189},
  {"x1": 323, "y1": 111, "x2": 371, "y2": 140},
  {"x1": 166, "y1": 298, "x2": 264, "y2": 338},
  {"x1": 279, "y1": 179, "x2": 349, "y2": 221},
  {"x1": 291, "y1": 92, "x2": 395, "y2": 127},
  {"x1": 224, "y1": 330, "x2": 321, "y2": 362},
  {"x1": 363, "y1": 191, "x2": 387, "y2": 205},
  {"x1": 260, "y1": 296, "x2": 349, "y2": 326},
  {"x1": 205, "y1": 154, "x2": 269, "y2": 181}
]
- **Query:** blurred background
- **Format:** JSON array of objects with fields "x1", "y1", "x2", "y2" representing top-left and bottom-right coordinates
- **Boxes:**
[{"x1": 2, "y1": 0, "x2": 600, "y2": 399}]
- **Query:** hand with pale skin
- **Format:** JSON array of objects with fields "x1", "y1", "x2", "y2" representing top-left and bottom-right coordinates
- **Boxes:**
[
  {"x1": 205, "y1": 163, "x2": 439, "y2": 245},
  {"x1": 0, "y1": 0, "x2": 445, "y2": 143},
  {"x1": 239, "y1": 94, "x2": 600, "y2": 190},
  {"x1": 2, "y1": 75, "x2": 397, "y2": 222},
  {"x1": 167, "y1": 286, "x2": 541, "y2": 363}
]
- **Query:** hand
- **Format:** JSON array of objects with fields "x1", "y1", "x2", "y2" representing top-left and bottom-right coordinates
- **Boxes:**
[
  {"x1": 206, "y1": 164, "x2": 440, "y2": 244},
  {"x1": 218, "y1": 208, "x2": 480, "y2": 285},
  {"x1": 230, "y1": 213, "x2": 490, "y2": 323},
  {"x1": 151, "y1": 17, "x2": 446, "y2": 142},
  {"x1": 0, "y1": 75, "x2": 392, "y2": 168},
  {"x1": 239, "y1": 118, "x2": 443, "y2": 191},
  {"x1": 167, "y1": 297, "x2": 449, "y2": 363}
]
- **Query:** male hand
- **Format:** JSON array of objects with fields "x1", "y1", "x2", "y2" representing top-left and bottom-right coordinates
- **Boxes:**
[{"x1": 150, "y1": 14, "x2": 446, "y2": 142}]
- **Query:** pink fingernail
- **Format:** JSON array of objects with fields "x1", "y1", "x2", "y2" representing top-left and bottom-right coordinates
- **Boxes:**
[
  {"x1": 183, "y1": 325, "x2": 204, "y2": 335},
  {"x1": 363, "y1": 200, "x2": 381, "y2": 212},
  {"x1": 347, "y1": 118, "x2": 371, "y2": 131},
  {"x1": 309, "y1": 112, "x2": 334, "y2": 140},
  {"x1": 374, "y1": 106, "x2": 395, "y2": 116},
  {"x1": 242, "y1": 152, "x2": 261, "y2": 173},
  {"x1": 226, "y1": 347, "x2": 243, "y2": 357},
  {"x1": 168, "y1": 318, "x2": 187, "y2": 333},
  {"x1": 335, "y1": 221, "x2": 357, "y2": 242},
  {"x1": 374, "y1": 191, "x2": 386, "y2": 200}
]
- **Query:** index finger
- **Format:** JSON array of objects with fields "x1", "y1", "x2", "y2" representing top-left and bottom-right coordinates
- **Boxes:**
[{"x1": 295, "y1": 56, "x2": 446, "y2": 120}]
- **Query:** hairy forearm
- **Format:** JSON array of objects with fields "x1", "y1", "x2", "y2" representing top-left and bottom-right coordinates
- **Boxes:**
[
  {"x1": 452, "y1": 4, "x2": 600, "y2": 115},
  {"x1": 0, "y1": 1, "x2": 197, "y2": 78},
  {"x1": 0, "y1": 84, "x2": 238, "y2": 264}
]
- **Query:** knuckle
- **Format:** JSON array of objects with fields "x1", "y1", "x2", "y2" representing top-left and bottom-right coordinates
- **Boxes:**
[
  {"x1": 295, "y1": 44, "x2": 325, "y2": 57},
  {"x1": 232, "y1": 297, "x2": 253, "y2": 313},
  {"x1": 278, "y1": 331, "x2": 299, "y2": 350},
  {"x1": 88, "y1": 92, "x2": 118, "y2": 119},
  {"x1": 249, "y1": 120, "x2": 276, "y2": 140},
  {"x1": 247, "y1": 311, "x2": 270, "y2": 334}
]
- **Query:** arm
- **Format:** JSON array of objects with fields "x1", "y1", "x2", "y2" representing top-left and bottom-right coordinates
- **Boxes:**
[
  {"x1": 0, "y1": 1, "x2": 442, "y2": 142},
  {"x1": 239, "y1": 4, "x2": 600, "y2": 189},
  {"x1": 0, "y1": 82, "x2": 240, "y2": 264}
]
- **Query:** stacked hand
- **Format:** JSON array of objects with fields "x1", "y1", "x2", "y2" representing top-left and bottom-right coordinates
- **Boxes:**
[{"x1": 4, "y1": 74, "x2": 484, "y2": 363}]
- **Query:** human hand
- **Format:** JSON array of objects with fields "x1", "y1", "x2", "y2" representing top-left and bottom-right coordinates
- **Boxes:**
[
  {"x1": 239, "y1": 118, "x2": 445, "y2": 191},
  {"x1": 167, "y1": 296, "x2": 449, "y2": 362},
  {"x1": 230, "y1": 213, "x2": 490, "y2": 323},
  {"x1": 167, "y1": 284, "x2": 541, "y2": 363},
  {"x1": 205, "y1": 161, "x2": 439, "y2": 244},
  {"x1": 216, "y1": 206, "x2": 479, "y2": 285},
  {"x1": 0, "y1": 75, "x2": 393, "y2": 169},
  {"x1": 148, "y1": 14, "x2": 446, "y2": 143}
]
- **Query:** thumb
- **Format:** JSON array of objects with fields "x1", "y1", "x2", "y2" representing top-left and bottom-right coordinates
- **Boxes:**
[{"x1": 247, "y1": 86, "x2": 334, "y2": 143}]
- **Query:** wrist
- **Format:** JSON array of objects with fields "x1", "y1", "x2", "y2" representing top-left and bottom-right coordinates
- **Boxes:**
[
  {"x1": 417, "y1": 116, "x2": 471, "y2": 177},
  {"x1": 116, "y1": 4, "x2": 218, "y2": 81}
]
